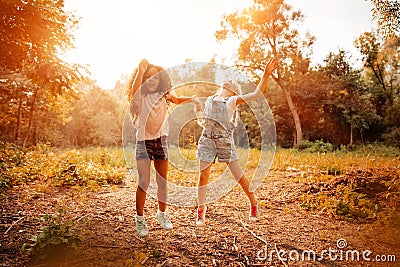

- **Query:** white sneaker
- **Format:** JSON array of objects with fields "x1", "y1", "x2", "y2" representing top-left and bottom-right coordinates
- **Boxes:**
[
  {"x1": 135, "y1": 215, "x2": 149, "y2": 237},
  {"x1": 156, "y1": 211, "x2": 173, "y2": 230},
  {"x1": 196, "y1": 206, "x2": 207, "y2": 227}
]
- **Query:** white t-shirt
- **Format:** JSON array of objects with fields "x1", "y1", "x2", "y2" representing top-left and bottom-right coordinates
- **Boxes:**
[{"x1": 136, "y1": 93, "x2": 169, "y2": 141}]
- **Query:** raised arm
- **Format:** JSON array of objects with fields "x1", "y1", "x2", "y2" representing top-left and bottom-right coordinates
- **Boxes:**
[
  {"x1": 127, "y1": 59, "x2": 148, "y2": 101},
  {"x1": 236, "y1": 58, "x2": 278, "y2": 105}
]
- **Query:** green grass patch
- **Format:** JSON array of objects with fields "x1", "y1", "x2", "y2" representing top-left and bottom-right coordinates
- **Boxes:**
[{"x1": 0, "y1": 142, "x2": 125, "y2": 189}]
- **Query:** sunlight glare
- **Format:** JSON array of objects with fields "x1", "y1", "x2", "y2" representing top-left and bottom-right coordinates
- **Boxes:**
[{"x1": 63, "y1": 0, "x2": 374, "y2": 89}]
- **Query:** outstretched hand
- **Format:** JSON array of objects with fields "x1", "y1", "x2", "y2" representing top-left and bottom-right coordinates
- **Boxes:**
[
  {"x1": 191, "y1": 95, "x2": 201, "y2": 104},
  {"x1": 192, "y1": 95, "x2": 203, "y2": 113},
  {"x1": 263, "y1": 58, "x2": 278, "y2": 76}
]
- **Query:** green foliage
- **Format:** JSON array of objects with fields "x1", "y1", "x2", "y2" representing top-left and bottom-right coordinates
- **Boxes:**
[
  {"x1": 297, "y1": 160, "x2": 399, "y2": 224},
  {"x1": 320, "y1": 49, "x2": 380, "y2": 145},
  {"x1": 296, "y1": 139, "x2": 335, "y2": 153},
  {"x1": 300, "y1": 184, "x2": 376, "y2": 223},
  {"x1": 53, "y1": 149, "x2": 125, "y2": 186},
  {"x1": 0, "y1": 0, "x2": 78, "y2": 70},
  {"x1": 347, "y1": 142, "x2": 400, "y2": 157},
  {"x1": 370, "y1": 0, "x2": 400, "y2": 37},
  {"x1": 152, "y1": 249, "x2": 162, "y2": 258},
  {"x1": 0, "y1": 143, "x2": 125, "y2": 189},
  {"x1": 355, "y1": 32, "x2": 400, "y2": 144},
  {"x1": 382, "y1": 127, "x2": 400, "y2": 148},
  {"x1": 216, "y1": 0, "x2": 315, "y2": 145},
  {"x1": 65, "y1": 87, "x2": 125, "y2": 147},
  {"x1": 215, "y1": 0, "x2": 399, "y2": 148},
  {"x1": 0, "y1": 142, "x2": 54, "y2": 186},
  {"x1": 0, "y1": 142, "x2": 23, "y2": 189},
  {"x1": 0, "y1": 0, "x2": 86, "y2": 146},
  {"x1": 22, "y1": 208, "x2": 82, "y2": 262}
]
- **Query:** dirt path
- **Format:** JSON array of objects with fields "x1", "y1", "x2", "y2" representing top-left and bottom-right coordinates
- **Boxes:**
[{"x1": 1, "y1": 170, "x2": 399, "y2": 267}]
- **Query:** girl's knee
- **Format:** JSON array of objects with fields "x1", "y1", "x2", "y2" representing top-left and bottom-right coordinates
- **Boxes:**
[
  {"x1": 198, "y1": 174, "x2": 210, "y2": 186},
  {"x1": 138, "y1": 176, "x2": 150, "y2": 191},
  {"x1": 199, "y1": 173, "x2": 209, "y2": 181},
  {"x1": 233, "y1": 170, "x2": 246, "y2": 181},
  {"x1": 156, "y1": 177, "x2": 167, "y2": 190}
]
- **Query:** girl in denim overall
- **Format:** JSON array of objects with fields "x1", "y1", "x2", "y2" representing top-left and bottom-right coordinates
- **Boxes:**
[{"x1": 195, "y1": 58, "x2": 278, "y2": 226}]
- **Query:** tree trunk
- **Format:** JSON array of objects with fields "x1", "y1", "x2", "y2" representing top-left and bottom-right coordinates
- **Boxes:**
[
  {"x1": 14, "y1": 91, "x2": 23, "y2": 144},
  {"x1": 23, "y1": 87, "x2": 38, "y2": 148},
  {"x1": 33, "y1": 117, "x2": 37, "y2": 145},
  {"x1": 360, "y1": 128, "x2": 364, "y2": 145},
  {"x1": 276, "y1": 80, "x2": 303, "y2": 145},
  {"x1": 349, "y1": 123, "x2": 353, "y2": 146}
]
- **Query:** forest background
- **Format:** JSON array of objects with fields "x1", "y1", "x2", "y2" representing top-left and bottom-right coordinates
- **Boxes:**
[
  {"x1": 1, "y1": 1, "x2": 400, "y2": 266},
  {"x1": 1, "y1": 0, "x2": 399, "y2": 150}
]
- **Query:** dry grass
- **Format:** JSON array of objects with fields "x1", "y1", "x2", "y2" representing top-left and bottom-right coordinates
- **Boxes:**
[{"x1": 272, "y1": 148, "x2": 400, "y2": 174}]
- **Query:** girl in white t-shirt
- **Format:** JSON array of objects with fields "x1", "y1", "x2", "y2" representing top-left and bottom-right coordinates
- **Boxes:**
[{"x1": 127, "y1": 59, "x2": 194, "y2": 237}]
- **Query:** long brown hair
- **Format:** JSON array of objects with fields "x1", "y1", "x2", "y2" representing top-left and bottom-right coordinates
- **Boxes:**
[
  {"x1": 126, "y1": 63, "x2": 172, "y2": 124},
  {"x1": 126, "y1": 64, "x2": 171, "y2": 101}
]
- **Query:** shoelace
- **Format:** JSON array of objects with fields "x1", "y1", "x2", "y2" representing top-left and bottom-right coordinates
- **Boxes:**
[
  {"x1": 137, "y1": 220, "x2": 146, "y2": 230},
  {"x1": 159, "y1": 214, "x2": 168, "y2": 223}
]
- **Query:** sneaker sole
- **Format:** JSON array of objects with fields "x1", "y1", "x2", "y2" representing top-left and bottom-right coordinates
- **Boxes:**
[
  {"x1": 137, "y1": 231, "x2": 149, "y2": 237},
  {"x1": 156, "y1": 217, "x2": 173, "y2": 230},
  {"x1": 196, "y1": 221, "x2": 205, "y2": 227}
]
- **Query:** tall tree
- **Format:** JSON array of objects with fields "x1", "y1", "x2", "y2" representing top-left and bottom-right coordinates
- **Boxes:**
[
  {"x1": 355, "y1": 31, "x2": 400, "y2": 145},
  {"x1": 320, "y1": 50, "x2": 379, "y2": 145},
  {"x1": 65, "y1": 86, "x2": 123, "y2": 147},
  {"x1": 355, "y1": 32, "x2": 399, "y2": 109},
  {"x1": 370, "y1": 0, "x2": 400, "y2": 37},
  {"x1": 215, "y1": 0, "x2": 314, "y2": 145},
  {"x1": 0, "y1": 0, "x2": 85, "y2": 147}
]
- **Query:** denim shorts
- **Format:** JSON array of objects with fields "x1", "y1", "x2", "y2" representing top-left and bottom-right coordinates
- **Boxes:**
[
  {"x1": 196, "y1": 130, "x2": 238, "y2": 163},
  {"x1": 136, "y1": 136, "x2": 168, "y2": 160}
]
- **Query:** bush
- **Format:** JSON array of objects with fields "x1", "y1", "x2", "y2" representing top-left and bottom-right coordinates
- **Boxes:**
[
  {"x1": 22, "y1": 209, "x2": 82, "y2": 263},
  {"x1": 52, "y1": 149, "x2": 125, "y2": 186},
  {"x1": 300, "y1": 184, "x2": 376, "y2": 223},
  {"x1": 0, "y1": 143, "x2": 125, "y2": 189},
  {"x1": 296, "y1": 140, "x2": 335, "y2": 153},
  {"x1": 342, "y1": 142, "x2": 400, "y2": 157},
  {"x1": 382, "y1": 127, "x2": 400, "y2": 148}
]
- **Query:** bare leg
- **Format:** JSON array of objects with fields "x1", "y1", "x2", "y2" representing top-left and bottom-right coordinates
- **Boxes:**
[
  {"x1": 136, "y1": 159, "x2": 151, "y2": 216},
  {"x1": 197, "y1": 160, "x2": 213, "y2": 210},
  {"x1": 226, "y1": 160, "x2": 257, "y2": 206},
  {"x1": 154, "y1": 159, "x2": 168, "y2": 212}
]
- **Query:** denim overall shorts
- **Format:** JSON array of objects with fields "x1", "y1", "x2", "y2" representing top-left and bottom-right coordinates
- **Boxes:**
[{"x1": 196, "y1": 96, "x2": 238, "y2": 163}]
